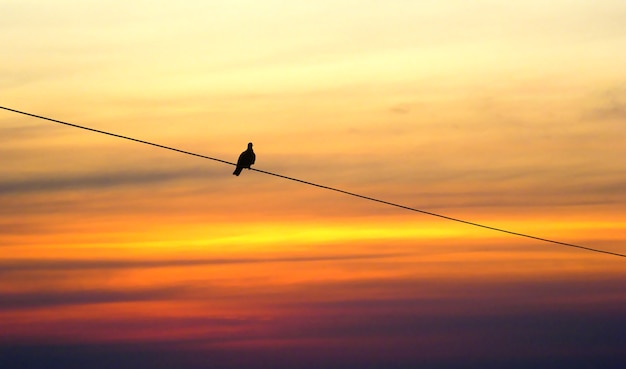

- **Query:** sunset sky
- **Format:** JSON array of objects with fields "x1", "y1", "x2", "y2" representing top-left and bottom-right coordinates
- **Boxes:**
[{"x1": 1, "y1": 1, "x2": 625, "y2": 368}]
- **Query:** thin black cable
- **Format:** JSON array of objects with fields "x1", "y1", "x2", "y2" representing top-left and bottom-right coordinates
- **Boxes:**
[
  {"x1": 0, "y1": 106, "x2": 236, "y2": 166},
  {"x1": 2, "y1": 105, "x2": 624, "y2": 259}
]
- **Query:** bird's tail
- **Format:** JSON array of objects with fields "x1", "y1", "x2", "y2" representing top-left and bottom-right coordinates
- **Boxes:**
[{"x1": 233, "y1": 167, "x2": 242, "y2": 176}]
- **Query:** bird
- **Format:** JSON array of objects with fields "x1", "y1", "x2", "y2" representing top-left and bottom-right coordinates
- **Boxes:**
[{"x1": 233, "y1": 142, "x2": 256, "y2": 176}]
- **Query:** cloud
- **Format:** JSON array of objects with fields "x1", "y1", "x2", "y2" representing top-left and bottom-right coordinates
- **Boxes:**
[
  {"x1": 0, "y1": 253, "x2": 404, "y2": 273},
  {"x1": 1, "y1": 276, "x2": 624, "y2": 369},
  {"x1": 0, "y1": 286, "x2": 184, "y2": 310},
  {"x1": 389, "y1": 103, "x2": 411, "y2": 115},
  {"x1": 0, "y1": 167, "x2": 223, "y2": 195},
  {"x1": 587, "y1": 85, "x2": 626, "y2": 120},
  {"x1": 1, "y1": 340, "x2": 623, "y2": 369},
  {"x1": 0, "y1": 124, "x2": 66, "y2": 142},
  {"x1": 0, "y1": 221, "x2": 48, "y2": 236}
]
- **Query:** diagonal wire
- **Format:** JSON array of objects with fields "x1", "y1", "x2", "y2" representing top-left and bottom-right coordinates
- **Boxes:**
[
  {"x1": 1, "y1": 105, "x2": 624, "y2": 259},
  {"x1": 0, "y1": 106, "x2": 236, "y2": 166}
]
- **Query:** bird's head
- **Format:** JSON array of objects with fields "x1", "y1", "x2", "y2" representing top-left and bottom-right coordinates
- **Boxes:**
[{"x1": 248, "y1": 142, "x2": 253, "y2": 149}]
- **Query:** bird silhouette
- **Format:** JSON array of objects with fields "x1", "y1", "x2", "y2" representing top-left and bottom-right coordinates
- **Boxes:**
[{"x1": 233, "y1": 142, "x2": 256, "y2": 176}]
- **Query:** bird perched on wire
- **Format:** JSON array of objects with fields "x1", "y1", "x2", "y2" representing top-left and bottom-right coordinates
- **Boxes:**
[{"x1": 233, "y1": 142, "x2": 256, "y2": 176}]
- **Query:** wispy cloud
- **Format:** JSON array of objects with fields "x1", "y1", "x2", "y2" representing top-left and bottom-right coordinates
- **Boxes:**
[
  {"x1": 2, "y1": 276, "x2": 624, "y2": 368},
  {"x1": 0, "y1": 124, "x2": 66, "y2": 142},
  {"x1": 0, "y1": 168, "x2": 222, "y2": 195},
  {"x1": 0, "y1": 253, "x2": 403, "y2": 273},
  {"x1": 0, "y1": 286, "x2": 185, "y2": 310},
  {"x1": 587, "y1": 85, "x2": 626, "y2": 121}
]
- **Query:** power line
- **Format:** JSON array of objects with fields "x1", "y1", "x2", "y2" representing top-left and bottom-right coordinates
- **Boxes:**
[{"x1": 2, "y1": 105, "x2": 624, "y2": 259}]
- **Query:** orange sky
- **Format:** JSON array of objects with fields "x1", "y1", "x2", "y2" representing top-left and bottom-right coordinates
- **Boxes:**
[{"x1": 1, "y1": 1, "x2": 625, "y2": 368}]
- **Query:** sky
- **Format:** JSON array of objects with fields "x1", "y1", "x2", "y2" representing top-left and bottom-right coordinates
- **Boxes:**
[{"x1": 1, "y1": 1, "x2": 626, "y2": 368}]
